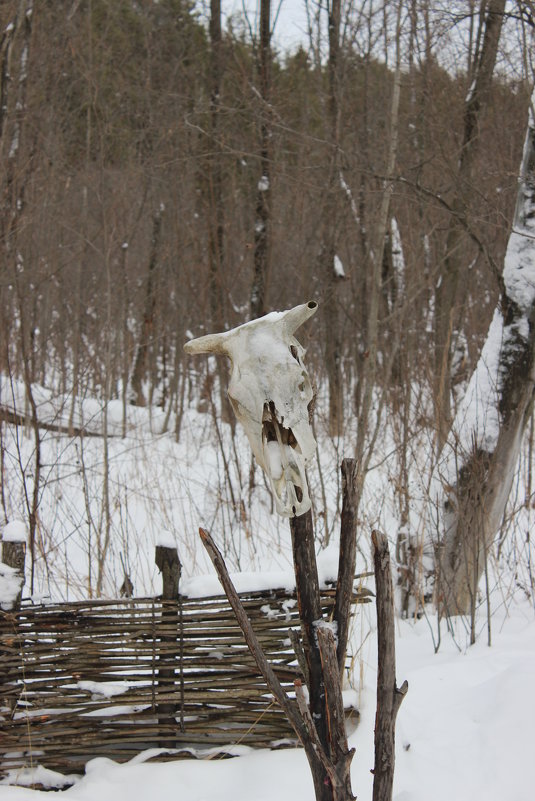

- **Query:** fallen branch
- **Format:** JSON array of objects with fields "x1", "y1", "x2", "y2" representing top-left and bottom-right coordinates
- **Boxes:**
[{"x1": 0, "y1": 405, "x2": 102, "y2": 437}]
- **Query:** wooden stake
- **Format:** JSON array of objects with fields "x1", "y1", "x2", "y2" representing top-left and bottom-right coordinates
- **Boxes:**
[
  {"x1": 198, "y1": 528, "x2": 307, "y2": 740},
  {"x1": 155, "y1": 545, "x2": 181, "y2": 601},
  {"x1": 334, "y1": 458, "x2": 359, "y2": 673},
  {"x1": 317, "y1": 626, "x2": 355, "y2": 799},
  {"x1": 289, "y1": 510, "x2": 328, "y2": 750},
  {"x1": 2, "y1": 539, "x2": 26, "y2": 610},
  {"x1": 372, "y1": 530, "x2": 408, "y2": 801},
  {"x1": 154, "y1": 545, "x2": 182, "y2": 742},
  {"x1": 199, "y1": 527, "x2": 355, "y2": 801}
]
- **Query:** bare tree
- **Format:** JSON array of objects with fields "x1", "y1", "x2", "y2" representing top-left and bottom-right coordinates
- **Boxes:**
[
  {"x1": 0, "y1": 0, "x2": 40, "y2": 591},
  {"x1": 250, "y1": 0, "x2": 272, "y2": 319},
  {"x1": 433, "y1": 0, "x2": 506, "y2": 447},
  {"x1": 431, "y1": 90, "x2": 535, "y2": 620},
  {"x1": 207, "y1": 0, "x2": 234, "y2": 424},
  {"x1": 130, "y1": 204, "x2": 163, "y2": 407},
  {"x1": 323, "y1": 0, "x2": 343, "y2": 438},
  {"x1": 356, "y1": 0, "x2": 403, "y2": 467},
  {"x1": 208, "y1": 0, "x2": 225, "y2": 328}
]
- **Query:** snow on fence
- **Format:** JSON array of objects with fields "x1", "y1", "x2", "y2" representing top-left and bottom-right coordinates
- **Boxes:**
[{"x1": 0, "y1": 584, "x2": 369, "y2": 779}]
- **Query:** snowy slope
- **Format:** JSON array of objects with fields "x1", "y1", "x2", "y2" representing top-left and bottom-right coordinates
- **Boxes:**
[{"x1": 1, "y1": 381, "x2": 534, "y2": 799}]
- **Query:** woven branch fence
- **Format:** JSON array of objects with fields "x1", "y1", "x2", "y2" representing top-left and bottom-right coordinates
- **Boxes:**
[{"x1": 0, "y1": 584, "x2": 370, "y2": 779}]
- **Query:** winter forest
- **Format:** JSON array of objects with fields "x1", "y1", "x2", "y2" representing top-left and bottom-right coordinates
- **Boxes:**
[{"x1": 1, "y1": 0, "x2": 535, "y2": 799}]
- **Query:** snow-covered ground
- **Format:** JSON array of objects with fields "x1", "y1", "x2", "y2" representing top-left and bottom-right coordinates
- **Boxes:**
[
  {"x1": 2, "y1": 600, "x2": 534, "y2": 801},
  {"x1": 1, "y1": 381, "x2": 535, "y2": 799}
]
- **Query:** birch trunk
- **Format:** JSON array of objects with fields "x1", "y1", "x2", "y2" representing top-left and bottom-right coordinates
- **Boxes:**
[{"x1": 431, "y1": 90, "x2": 535, "y2": 615}]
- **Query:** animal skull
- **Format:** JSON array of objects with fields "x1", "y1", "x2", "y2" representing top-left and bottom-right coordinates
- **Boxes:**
[{"x1": 184, "y1": 301, "x2": 318, "y2": 517}]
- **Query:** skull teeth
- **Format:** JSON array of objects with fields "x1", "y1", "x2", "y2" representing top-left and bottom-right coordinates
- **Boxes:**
[{"x1": 262, "y1": 403, "x2": 310, "y2": 517}]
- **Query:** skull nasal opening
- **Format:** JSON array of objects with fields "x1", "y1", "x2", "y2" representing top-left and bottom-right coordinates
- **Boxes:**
[{"x1": 262, "y1": 401, "x2": 298, "y2": 449}]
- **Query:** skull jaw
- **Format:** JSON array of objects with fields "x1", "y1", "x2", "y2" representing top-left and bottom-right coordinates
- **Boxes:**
[
  {"x1": 261, "y1": 403, "x2": 313, "y2": 518},
  {"x1": 267, "y1": 463, "x2": 312, "y2": 518}
]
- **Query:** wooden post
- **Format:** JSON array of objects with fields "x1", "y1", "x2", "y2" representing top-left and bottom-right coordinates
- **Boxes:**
[
  {"x1": 155, "y1": 544, "x2": 181, "y2": 600},
  {"x1": 372, "y1": 530, "x2": 408, "y2": 801},
  {"x1": 2, "y1": 538, "x2": 26, "y2": 610},
  {"x1": 154, "y1": 545, "x2": 182, "y2": 745},
  {"x1": 317, "y1": 626, "x2": 355, "y2": 800},
  {"x1": 334, "y1": 458, "x2": 359, "y2": 673},
  {"x1": 289, "y1": 510, "x2": 329, "y2": 752},
  {"x1": 199, "y1": 527, "x2": 355, "y2": 801}
]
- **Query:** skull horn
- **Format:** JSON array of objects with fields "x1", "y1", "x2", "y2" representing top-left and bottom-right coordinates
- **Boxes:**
[
  {"x1": 184, "y1": 331, "x2": 230, "y2": 357},
  {"x1": 282, "y1": 300, "x2": 318, "y2": 336}
]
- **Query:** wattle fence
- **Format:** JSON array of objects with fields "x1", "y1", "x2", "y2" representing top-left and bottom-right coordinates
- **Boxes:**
[{"x1": 0, "y1": 581, "x2": 370, "y2": 781}]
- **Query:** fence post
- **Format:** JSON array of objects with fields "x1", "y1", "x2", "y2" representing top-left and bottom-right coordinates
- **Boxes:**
[
  {"x1": 154, "y1": 544, "x2": 182, "y2": 746},
  {"x1": 155, "y1": 544, "x2": 181, "y2": 600},
  {"x1": 2, "y1": 524, "x2": 27, "y2": 610}
]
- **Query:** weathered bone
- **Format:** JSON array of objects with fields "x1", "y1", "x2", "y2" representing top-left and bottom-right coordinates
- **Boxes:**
[
  {"x1": 184, "y1": 301, "x2": 318, "y2": 517},
  {"x1": 183, "y1": 331, "x2": 230, "y2": 356}
]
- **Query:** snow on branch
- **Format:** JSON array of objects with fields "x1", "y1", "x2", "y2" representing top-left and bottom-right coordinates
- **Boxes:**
[
  {"x1": 504, "y1": 96, "x2": 535, "y2": 313},
  {"x1": 339, "y1": 171, "x2": 359, "y2": 223}
]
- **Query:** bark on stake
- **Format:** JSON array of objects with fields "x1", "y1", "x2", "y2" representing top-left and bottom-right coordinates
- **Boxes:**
[
  {"x1": 334, "y1": 458, "x2": 359, "y2": 673},
  {"x1": 372, "y1": 530, "x2": 408, "y2": 801}
]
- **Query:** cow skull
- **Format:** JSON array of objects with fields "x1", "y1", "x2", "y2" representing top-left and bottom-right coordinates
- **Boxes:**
[{"x1": 184, "y1": 301, "x2": 318, "y2": 517}]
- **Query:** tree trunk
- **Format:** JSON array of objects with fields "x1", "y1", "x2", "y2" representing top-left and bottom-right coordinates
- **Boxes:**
[
  {"x1": 324, "y1": 0, "x2": 343, "y2": 438},
  {"x1": 357, "y1": 0, "x2": 402, "y2": 461},
  {"x1": 208, "y1": 0, "x2": 225, "y2": 328},
  {"x1": 130, "y1": 205, "x2": 163, "y2": 406},
  {"x1": 155, "y1": 545, "x2": 183, "y2": 741},
  {"x1": 208, "y1": 0, "x2": 233, "y2": 424},
  {"x1": 1, "y1": 0, "x2": 38, "y2": 592},
  {"x1": 433, "y1": 0, "x2": 506, "y2": 448},
  {"x1": 250, "y1": 0, "x2": 271, "y2": 320},
  {"x1": 432, "y1": 88, "x2": 535, "y2": 615}
]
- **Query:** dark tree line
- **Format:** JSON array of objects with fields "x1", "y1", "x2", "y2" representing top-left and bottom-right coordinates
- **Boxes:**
[{"x1": 1, "y1": 0, "x2": 527, "y2": 401}]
